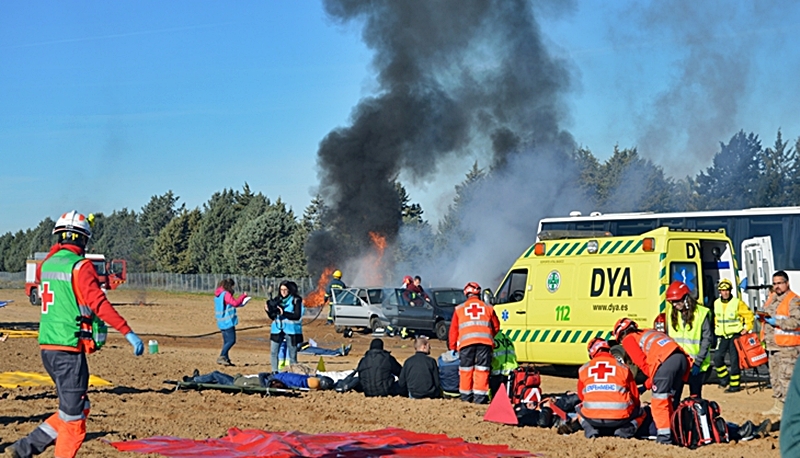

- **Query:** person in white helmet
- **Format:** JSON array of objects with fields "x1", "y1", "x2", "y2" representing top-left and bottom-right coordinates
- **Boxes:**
[{"x1": 10, "y1": 211, "x2": 144, "y2": 458}]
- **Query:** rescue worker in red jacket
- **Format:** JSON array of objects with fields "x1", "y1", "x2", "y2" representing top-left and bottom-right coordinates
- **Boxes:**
[
  {"x1": 613, "y1": 317, "x2": 690, "y2": 445},
  {"x1": 448, "y1": 282, "x2": 500, "y2": 404},
  {"x1": 577, "y1": 337, "x2": 646, "y2": 439},
  {"x1": 10, "y1": 211, "x2": 144, "y2": 458}
]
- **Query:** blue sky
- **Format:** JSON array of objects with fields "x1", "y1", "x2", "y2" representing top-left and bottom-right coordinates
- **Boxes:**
[{"x1": 2, "y1": 1, "x2": 799, "y2": 235}]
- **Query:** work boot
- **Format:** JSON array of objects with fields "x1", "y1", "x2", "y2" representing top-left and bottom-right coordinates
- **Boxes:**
[
  {"x1": 738, "y1": 420, "x2": 755, "y2": 441},
  {"x1": 557, "y1": 419, "x2": 582, "y2": 435},
  {"x1": 761, "y1": 399, "x2": 784, "y2": 417},
  {"x1": 754, "y1": 419, "x2": 772, "y2": 438},
  {"x1": 724, "y1": 385, "x2": 741, "y2": 393},
  {"x1": 718, "y1": 377, "x2": 729, "y2": 389},
  {"x1": 216, "y1": 356, "x2": 233, "y2": 366}
]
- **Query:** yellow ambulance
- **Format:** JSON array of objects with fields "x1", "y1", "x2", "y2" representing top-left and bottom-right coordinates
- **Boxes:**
[{"x1": 485, "y1": 227, "x2": 740, "y2": 365}]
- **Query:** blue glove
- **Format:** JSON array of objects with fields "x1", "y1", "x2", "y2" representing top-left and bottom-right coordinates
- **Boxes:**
[
  {"x1": 765, "y1": 317, "x2": 777, "y2": 327},
  {"x1": 691, "y1": 365, "x2": 701, "y2": 377},
  {"x1": 125, "y1": 332, "x2": 144, "y2": 356},
  {"x1": 637, "y1": 385, "x2": 647, "y2": 395}
]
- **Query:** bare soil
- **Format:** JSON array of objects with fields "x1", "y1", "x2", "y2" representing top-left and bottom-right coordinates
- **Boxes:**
[{"x1": 0, "y1": 288, "x2": 782, "y2": 457}]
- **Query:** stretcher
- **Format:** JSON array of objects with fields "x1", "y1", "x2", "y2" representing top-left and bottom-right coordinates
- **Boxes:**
[
  {"x1": 0, "y1": 372, "x2": 112, "y2": 389},
  {"x1": 0, "y1": 329, "x2": 39, "y2": 339},
  {"x1": 165, "y1": 380, "x2": 304, "y2": 397}
]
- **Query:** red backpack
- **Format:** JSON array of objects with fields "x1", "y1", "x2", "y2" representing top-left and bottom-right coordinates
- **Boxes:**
[
  {"x1": 734, "y1": 332, "x2": 768, "y2": 369},
  {"x1": 671, "y1": 396, "x2": 730, "y2": 448},
  {"x1": 507, "y1": 365, "x2": 542, "y2": 405}
]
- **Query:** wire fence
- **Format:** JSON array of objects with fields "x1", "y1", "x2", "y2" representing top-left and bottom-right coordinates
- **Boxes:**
[{"x1": 0, "y1": 271, "x2": 315, "y2": 298}]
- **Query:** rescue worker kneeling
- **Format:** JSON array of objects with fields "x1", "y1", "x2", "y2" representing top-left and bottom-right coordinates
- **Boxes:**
[
  {"x1": 576, "y1": 337, "x2": 646, "y2": 439},
  {"x1": 614, "y1": 317, "x2": 690, "y2": 445}
]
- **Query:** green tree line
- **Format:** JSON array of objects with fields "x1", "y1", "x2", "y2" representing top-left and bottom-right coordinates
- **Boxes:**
[{"x1": 1, "y1": 130, "x2": 799, "y2": 275}]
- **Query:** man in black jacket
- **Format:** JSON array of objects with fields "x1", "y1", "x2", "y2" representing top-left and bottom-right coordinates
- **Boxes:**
[
  {"x1": 356, "y1": 339, "x2": 402, "y2": 396},
  {"x1": 398, "y1": 336, "x2": 441, "y2": 399}
]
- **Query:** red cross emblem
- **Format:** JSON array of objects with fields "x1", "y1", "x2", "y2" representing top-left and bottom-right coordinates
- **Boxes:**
[
  {"x1": 588, "y1": 361, "x2": 616, "y2": 382},
  {"x1": 465, "y1": 302, "x2": 484, "y2": 320},
  {"x1": 40, "y1": 281, "x2": 55, "y2": 314}
]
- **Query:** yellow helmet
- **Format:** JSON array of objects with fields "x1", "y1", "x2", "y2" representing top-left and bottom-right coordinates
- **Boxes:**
[
  {"x1": 332, "y1": 269, "x2": 342, "y2": 279},
  {"x1": 718, "y1": 279, "x2": 733, "y2": 291}
]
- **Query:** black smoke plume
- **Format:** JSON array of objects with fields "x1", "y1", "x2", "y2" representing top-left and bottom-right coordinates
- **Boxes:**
[{"x1": 307, "y1": 0, "x2": 577, "y2": 279}]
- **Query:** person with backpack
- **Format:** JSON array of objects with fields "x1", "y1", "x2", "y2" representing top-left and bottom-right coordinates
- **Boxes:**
[
  {"x1": 614, "y1": 317, "x2": 690, "y2": 445},
  {"x1": 449, "y1": 282, "x2": 500, "y2": 404},
  {"x1": 576, "y1": 337, "x2": 646, "y2": 439},
  {"x1": 664, "y1": 281, "x2": 713, "y2": 397},
  {"x1": 713, "y1": 278, "x2": 754, "y2": 393}
]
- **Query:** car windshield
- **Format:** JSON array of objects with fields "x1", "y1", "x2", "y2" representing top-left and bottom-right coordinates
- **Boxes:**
[
  {"x1": 434, "y1": 290, "x2": 466, "y2": 306},
  {"x1": 332, "y1": 289, "x2": 360, "y2": 305}
]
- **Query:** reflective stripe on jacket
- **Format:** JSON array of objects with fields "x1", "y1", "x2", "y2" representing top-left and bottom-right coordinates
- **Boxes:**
[
  {"x1": 666, "y1": 305, "x2": 711, "y2": 371},
  {"x1": 453, "y1": 298, "x2": 495, "y2": 350},
  {"x1": 491, "y1": 332, "x2": 518, "y2": 376},
  {"x1": 271, "y1": 296, "x2": 303, "y2": 335},
  {"x1": 577, "y1": 353, "x2": 639, "y2": 420},
  {"x1": 714, "y1": 297, "x2": 751, "y2": 336},
  {"x1": 38, "y1": 249, "x2": 103, "y2": 353},
  {"x1": 636, "y1": 330, "x2": 681, "y2": 377},
  {"x1": 775, "y1": 291, "x2": 800, "y2": 347}
]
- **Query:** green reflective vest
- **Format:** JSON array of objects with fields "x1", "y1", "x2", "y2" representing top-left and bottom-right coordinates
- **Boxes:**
[
  {"x1": 714, "y1": 297, "x2": 744, "y2": 337},
  {"x1": 492, "y1": 332, "x2": 518, "y2": 375},
  {"x1": 666, "y1": 304, "x2": 711, "y2": 371},
  {"x1": 38, "y1": 249, "x2": 107, "y2": 350}
]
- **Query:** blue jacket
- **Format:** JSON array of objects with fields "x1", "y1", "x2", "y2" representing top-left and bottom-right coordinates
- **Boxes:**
[
  {"x1": 215, "y1": 291, "x2": 238, "y2": 330},
  {"x1": 271, "y1": 295, "x2": 303, "y2": 335}
]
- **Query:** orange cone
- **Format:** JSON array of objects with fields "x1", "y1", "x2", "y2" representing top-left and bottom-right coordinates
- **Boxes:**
[{"x1": 483, "y1": 383, "x2": 518, "y2": 425}]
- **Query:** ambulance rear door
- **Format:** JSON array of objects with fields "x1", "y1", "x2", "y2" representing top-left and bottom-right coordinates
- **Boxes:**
[
  {"x1": 740, "y1": 236, "x2": 774, "y2": 310},
  {"x1": 699, "y1": 238, "x2": 739, "y2": 308}
]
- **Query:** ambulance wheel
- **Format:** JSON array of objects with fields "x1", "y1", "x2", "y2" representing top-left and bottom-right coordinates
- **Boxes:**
[
  {"x1": 611, "y1": 344, "x2": 640, "y2": 381},
  {"x1": 30, "y1": 288, "x2": 39, "y2": 306},
  {"x1": 435, "y1": 320, "x2": 448, "y2": 341}
]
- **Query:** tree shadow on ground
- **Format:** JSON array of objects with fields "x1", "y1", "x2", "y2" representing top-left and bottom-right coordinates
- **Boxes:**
[
  {"x1": 0, "y1": 412, "x2": 50, "y2": 426},
  {"x1": 0, "y1": 322, "x2": 40, "y2": 331},
  {"x1": 96, "y1": 385, "x2": 175, "y2": 396}
]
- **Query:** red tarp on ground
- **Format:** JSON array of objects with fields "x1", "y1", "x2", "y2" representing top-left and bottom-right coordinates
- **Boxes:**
[{"x1": 109, "y1": 427, "x2": 536, "y2": 457}]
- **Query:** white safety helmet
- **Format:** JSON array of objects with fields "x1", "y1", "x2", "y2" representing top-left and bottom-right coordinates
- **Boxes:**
[{"x1": 53, "y1": 210, "x2": 93, "y2": 239}]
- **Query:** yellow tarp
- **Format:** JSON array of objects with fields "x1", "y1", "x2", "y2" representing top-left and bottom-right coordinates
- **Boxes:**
[
  {"x1": 0, "y1": 329, "x2": 39, "y2": 338},
  {"x1": 0, "y1": 371, "x2": 112, "y2": 389}
]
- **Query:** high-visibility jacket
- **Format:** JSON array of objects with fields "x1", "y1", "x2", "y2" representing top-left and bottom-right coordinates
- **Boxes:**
[
  {"x1": 775, "y1": 290, "x2": 800, "y2": 347},
  {"x1": 271, "y1": 296, "x2": 303, "y2": 335},
  {"x1": 666, "y1": 305, "x2": 711, "y2": 371},
  {"x1": 215, "y1": 291, "x2": 239, "y2": 330},
  {"x1": 714, "y1": 297, "x2": 753, "y2": 337},
  {"x1": 491, "y1": 332, "x2": 518, "y2": 376},
  {"x1": 622, "y1": 329, "x2": 683, "y2": 385},
  {"x1": 38, "y1": 249, "x2": 106, "y2": 353},
  {"x1": 578, "y1": 352, "x2": 640, "y2": 420},
  {"x1": 448, "y1": 298, "x2": 498, "y2": 351}
]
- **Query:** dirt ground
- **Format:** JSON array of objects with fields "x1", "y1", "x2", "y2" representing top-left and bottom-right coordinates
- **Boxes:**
[{"x1": 0, "y1": 288, "x2": 783, "y2": 457}]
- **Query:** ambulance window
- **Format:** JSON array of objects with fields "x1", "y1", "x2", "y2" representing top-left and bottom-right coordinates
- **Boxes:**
[
  {"x1": 614, "y1": 219, "x2": 656, "y2": 236},
  {"x1": 496, "y1": 269, "x2": 528, "y2": 304},
  {"x1": 669, "y1": 262, "x2": 699, "y2": 299},
  {"x1": 749, "y1": 216, "x2": 786, "y2": 269},
  {"x1": 575, "y1": 222, "x2": 605, "y2": 231}
]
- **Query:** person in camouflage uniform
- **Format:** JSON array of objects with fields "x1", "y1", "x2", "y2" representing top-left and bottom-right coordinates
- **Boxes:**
[{"x1": 760, "y1": 270, "x2": 800, "y2": 417}]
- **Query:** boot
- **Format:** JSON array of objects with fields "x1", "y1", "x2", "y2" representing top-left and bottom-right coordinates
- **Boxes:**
[
  {"x1": 737, "y1": 421, "x2": 754, "y2": 441},
  {"x1": 557, "y1": 419, "x2": 582, "y2": 435},
  {"x1": 761, "y1": 399, "x2": 783, "y2": 417},
  {"x1": 754, "y1": 419, "x2": 772, "y2": 438},
  {"x1": 724, "y1": 385, "x2": 740, "y2": 393}
]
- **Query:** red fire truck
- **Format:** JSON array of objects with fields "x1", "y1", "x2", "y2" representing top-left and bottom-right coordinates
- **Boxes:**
[{"x1": 25, "y1": 252, "x2": 127, "y2": 305}]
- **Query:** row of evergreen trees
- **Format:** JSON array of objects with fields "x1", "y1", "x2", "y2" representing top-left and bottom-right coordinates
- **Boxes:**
[{"x1": 1, "y1": 129, "x2": 799, "y2": 275}]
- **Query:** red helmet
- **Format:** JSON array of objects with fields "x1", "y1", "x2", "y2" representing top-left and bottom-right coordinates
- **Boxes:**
[
  {"x1": 403, "y1": 275, "x2": 413, "y2": 286},
  {"x1": 463, "y1": 282, "x2": 481, "y2": 297},
  {"x1": 587, "y1": 337, "x2": 611, "y2": 359},
  {"x1": 613, "y1": 317, "x2": 638, "y2": 341},
  {"x1": 666, "y1": 281, "x2": 691, "y2": 301}
]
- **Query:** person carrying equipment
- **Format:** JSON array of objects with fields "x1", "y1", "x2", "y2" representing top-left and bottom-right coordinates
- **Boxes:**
[
  {"x1": 576, "y1": 337, "x2": 646, "y2": 439},
  {"x1": 324, "y1": 269, "x2": 345, "y2": 325},
  {"x1": 449, "y1": 282, "x2": 500, "y2": 404},
  {"x1": 10, "y1": 211, "x2": 144, "y2": 458},
  {"x1": 713, "y1": 278, "x2": 754, "y2": 393},
  {"x1": 664, "y1": 280, "x2": 713, "y2": 397},
  {"x1": 614, "y1": 317, "x2": 690, "y2": 445}
]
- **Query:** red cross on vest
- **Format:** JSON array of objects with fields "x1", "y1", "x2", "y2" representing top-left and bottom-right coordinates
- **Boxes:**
[
  {"x1": 588, "y1": 361, "x2": 616, "y2": 382},
  {"x1": 41, "y1": 281, "x2": 55, "y2": 314},
  {"x1": 465, "y1": 302, "x2": 485, "y2": 320}
]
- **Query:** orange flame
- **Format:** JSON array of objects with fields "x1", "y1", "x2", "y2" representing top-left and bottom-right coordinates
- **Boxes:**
[
  {"x1": 365, "y1": 232, "x2": 387, "y2": 285},
  {"x1": 304, "y1": 266, "x2": 333, "y2": 308}
]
